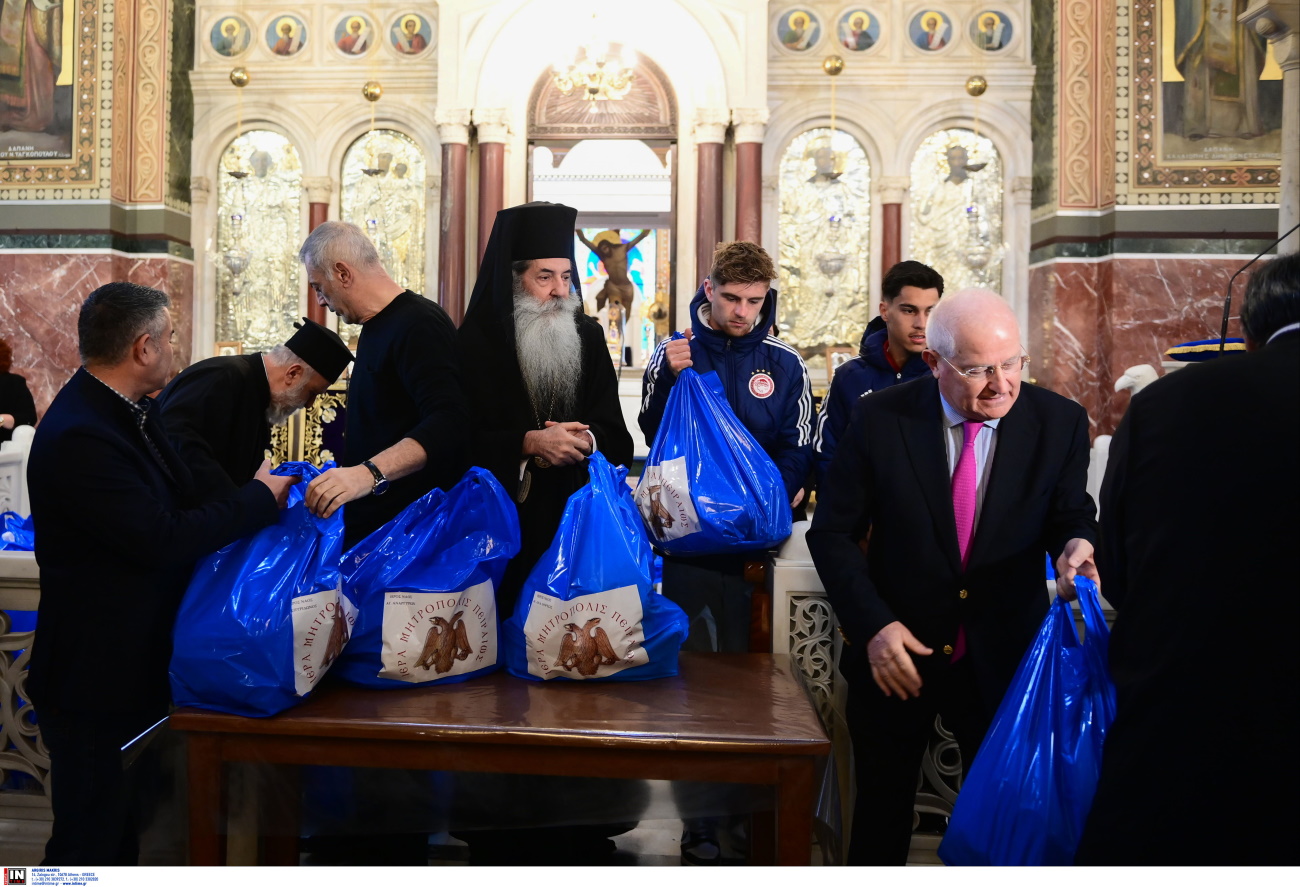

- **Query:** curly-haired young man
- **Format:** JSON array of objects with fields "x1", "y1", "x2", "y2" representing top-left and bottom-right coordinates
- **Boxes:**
[{"x1": 638, "y1": 241, "x2": 813, "y2": 864}]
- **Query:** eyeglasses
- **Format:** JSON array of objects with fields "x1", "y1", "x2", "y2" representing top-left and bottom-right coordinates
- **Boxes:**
[{"x1": 939, "y1": 352, "x2": 1030, "y2": 381}]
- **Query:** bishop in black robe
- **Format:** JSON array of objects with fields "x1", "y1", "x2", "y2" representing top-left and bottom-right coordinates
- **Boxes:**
[{"x1": 458, "y1": 202, "x2": 634, "y2": 611}]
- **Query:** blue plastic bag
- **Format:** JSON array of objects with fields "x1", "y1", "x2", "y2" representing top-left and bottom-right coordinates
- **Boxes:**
[
  {"x1": 334, "y1": 467, "x2": 520, "y2": 688},
  {"x1": 938, "y1": 577, "x2": 1117, "y2": 866},
  {"x1": 505, "y1": 451, "x2": 688, "y2": 681},
  {"x1": 0, "y1": 511, "x2": 33, "y2": 550},
  {"x1": 170, "y1": 461, "x2": 352, "y2": 717},
  {"x1": 633, "y1": 360, "x2": 791, "y2": 555}
]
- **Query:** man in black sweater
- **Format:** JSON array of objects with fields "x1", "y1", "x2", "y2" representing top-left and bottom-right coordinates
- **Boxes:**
[{"x1": 298, "y1": 221, "x2": 468, "y2": 547}]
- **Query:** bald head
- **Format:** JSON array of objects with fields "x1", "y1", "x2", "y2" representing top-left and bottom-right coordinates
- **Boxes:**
[
  {"x1": 925, "y1": 288, "x2": 1018, "y2": 358},
  {"x1": 924, "y1": 289, "x2": 1026, "y2": 421}
]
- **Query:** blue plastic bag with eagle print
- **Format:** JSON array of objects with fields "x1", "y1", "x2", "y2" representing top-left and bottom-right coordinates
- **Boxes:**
[
  {"x1": 634, "y1": 358, "x2": 791, "y2": 556},
  {"x1": 333, "y1": 467, "x2": 520, "y2": 688},
  {"x1": 170, "y1": 461, "x2": 353, "y2": 717},
  {"x1": 504, "y1": 451, "x2": 688, "y2": 682}
]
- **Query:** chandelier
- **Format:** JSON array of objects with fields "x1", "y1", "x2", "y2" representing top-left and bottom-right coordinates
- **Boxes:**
[{"x1": 552, "y1": 34, "x2": 635, "y2": 102}]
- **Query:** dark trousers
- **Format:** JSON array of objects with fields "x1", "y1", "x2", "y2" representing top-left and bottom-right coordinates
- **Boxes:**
[
  {"x1": 39, "y1": 708, "x2": 162, "y2": 866},
  {"x1": 843, "y1": 656, "x2": 990, "y2": 865},
  {"x1": 661, "y1": 556, "x2": 754, "y2": 654},
  {"x1": 662, "y1": 556, "x2": 758, "y2": 836}
]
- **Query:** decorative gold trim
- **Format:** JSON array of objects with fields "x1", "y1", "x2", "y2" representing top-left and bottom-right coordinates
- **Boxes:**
[
  {"x1": 1128, "y1": 0, "x2": 1280, "y2": 195},
  {"x1": 0, "y1": 0, "x2": 99, "y2": 187}
]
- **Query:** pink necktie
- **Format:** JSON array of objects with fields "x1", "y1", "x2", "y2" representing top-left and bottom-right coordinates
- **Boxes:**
[
  {"x1": 951, "y1": 421, "x2": 983, "y2": 663},
  {"x1": 952, "y1": 420, "x2": 983, "y2": 568}
]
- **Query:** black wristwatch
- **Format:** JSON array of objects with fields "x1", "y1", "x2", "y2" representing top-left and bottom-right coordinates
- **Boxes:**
[{"x1": 362, "y1": 459, "x2": 389, "y2": 495}]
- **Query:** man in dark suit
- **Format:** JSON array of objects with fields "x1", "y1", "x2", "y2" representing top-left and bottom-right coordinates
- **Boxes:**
[
  {"x1": 157, "y1": 318, "x2": 353, "y2": 502},
  {"x1": 808, "y1": 288, "x2": 1098, "y2": 864},
  {"x1": 27, "y1": 282, "x2": 295, "y2": 864},
  {"x1": 1075, "y1": 252, "x2": 1300, "y2": 865}
]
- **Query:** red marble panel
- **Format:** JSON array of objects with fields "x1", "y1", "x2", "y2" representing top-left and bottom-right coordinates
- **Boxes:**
[
  {"x1": 1030, "y1": 256, "x2": 1245, "y2": 438},
  {"x1": 1029, "y1": 260, "x2": 1110, "y2": 436},
  {"x1": 1105, "y1": 257, "x2": 1241, "y2": 432},
  {"x1": 0, "y1": 253, "x2": 195, "y2": 418}
]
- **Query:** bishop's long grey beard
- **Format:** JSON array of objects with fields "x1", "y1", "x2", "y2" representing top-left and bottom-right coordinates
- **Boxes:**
[{"x1": 513, "y1": 289, "x2": 582, "y2": 421}]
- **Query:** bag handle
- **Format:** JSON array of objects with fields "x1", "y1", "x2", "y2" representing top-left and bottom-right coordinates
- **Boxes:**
[{"x1": 1073, "y1": 576, "x2": 1108, "y2": 644}]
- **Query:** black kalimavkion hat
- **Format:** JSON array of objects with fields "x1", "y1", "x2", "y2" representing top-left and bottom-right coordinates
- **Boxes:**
[{"x1": 284, "y1": 318, "x2": 353, "y2": 382}]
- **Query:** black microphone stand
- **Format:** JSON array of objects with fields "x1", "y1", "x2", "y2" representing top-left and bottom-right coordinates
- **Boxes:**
[{"x1": 1218, "y1": 222, "x2": 1300, "y2": 352}]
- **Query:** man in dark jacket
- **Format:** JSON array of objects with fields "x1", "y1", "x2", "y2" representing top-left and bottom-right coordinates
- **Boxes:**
[
  {"x1": 814, "y1": 260, "x2": 943, "y2": 486},
  {"x1": 27, "y1": 282, "x2": 294, "y2": 864},
  {"x1": 638, "y1": 241, "x2": 812, "y2": 862},
  {"x1": 640, "y1": 241, "x2": 812, "y2": 644},
  {"x1": 157, "y1": 318, "x2": 353, "y2": 502},
  {"x1": 1076, "y1": 252, "x2": 1300, "y2": 865},
  {"x1": 640, "y1": 241, "x2": 812, "y2": 648},
  {"x1": 808, "y1": 288, "x2": 1098, "y2": 864}
]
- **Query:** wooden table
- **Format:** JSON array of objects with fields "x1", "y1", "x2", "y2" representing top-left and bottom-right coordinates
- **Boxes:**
[{"x1": 171, "y1": 652, "x2": 830, "y2": 866}]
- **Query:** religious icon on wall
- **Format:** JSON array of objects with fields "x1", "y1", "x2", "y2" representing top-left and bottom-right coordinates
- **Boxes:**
[
  {"x1": 909, "y1": 10, "x2": 952, "y2": 51},
  {"x1": 334, "y1": 14, "x2": 373, "y2": 56},
  {"x1": 390, "y1": 13, "x2": 432, "y2": 55},
  {"x1": 970, "y1": 10, "x2": 1011, "y2": 51},
  {"x1": 1158, "y1": 0, "x2": 1282, "y2": 166},
  {"x1": 210, "y1": 15, "x2": 251, "y2": 57},
  {"x1": 775, "y1": 8, "x2": 820, "y2": 52},
  {"x1": 266, "y1": 15, "x2": 306, "y2": 58},
  {"x1": 777, "y1": 128, "x2": 872, "y2": 349},
  {"x1": 0, "y1": 0, "x2": 74, "y2": 161},
  {"x1": 340, "y1": 128, "x2": 427, "y2": 334},
  {"x1": 216, "y1": 130, "x2": 304, "y2": 351},
  {"x1": 909, "y1": 128, "x2": 1004, "y2": 293},
  {"x1": 837, "y1": 9, "x2": 880, "y2": 52}
]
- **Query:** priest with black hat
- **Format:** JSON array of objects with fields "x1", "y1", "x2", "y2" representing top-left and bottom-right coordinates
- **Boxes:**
[
  {"x1": 459, "y1": 201, "x2": 634, "y2": 610},
  {"x1": 158, "y1": 318, "x2": 354, "y2": 503}
]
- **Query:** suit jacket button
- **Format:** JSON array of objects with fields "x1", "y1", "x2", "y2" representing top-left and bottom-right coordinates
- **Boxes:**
[
  {"x1": 958, "y1": 589, "x2": 969, "y2": 599},
  {"x1": 942, "y1": 644, "x2": 954, "y2": 655}
]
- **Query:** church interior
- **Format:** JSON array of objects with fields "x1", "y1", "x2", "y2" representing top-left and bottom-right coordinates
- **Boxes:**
[{"x1": 0, "y1": 0, "x2": 1297, "y2": 868}]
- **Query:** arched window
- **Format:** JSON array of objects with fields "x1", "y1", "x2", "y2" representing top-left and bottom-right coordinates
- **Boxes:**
[
  {"x1": 216, "y1": 130, "x2": 303, "y2": 350},
  {"x1": 909, "y1": 128, "x2": 1004, "y2": 293},
  {"x1": 777, "y1": 127, "x2": 871, "y2": 349},
  {"x1": 339, "y1": 129, "x2": 427, "y2": 344}
]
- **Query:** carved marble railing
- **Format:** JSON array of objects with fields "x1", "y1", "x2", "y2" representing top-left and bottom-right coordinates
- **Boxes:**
[{"x1": 0, "y1": 550, "x2": 51, "y2": 859}]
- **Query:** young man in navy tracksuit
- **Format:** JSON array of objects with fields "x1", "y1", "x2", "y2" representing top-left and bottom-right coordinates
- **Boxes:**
[
  {"x1": 812, "y1": 260, "x2": 944, "y2": 486},
  {"x1": 640, "y1": 240, "x2": 812, "y2": 862}
]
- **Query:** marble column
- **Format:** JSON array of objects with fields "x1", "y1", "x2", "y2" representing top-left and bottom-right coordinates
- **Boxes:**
[
  {"x1": 189, "y1": 176, "x2": 214, "y2": 352},
  {"x1": 732, "y1": 109, "x2": 768, "y2": 244},
  {"x1": 1241, "y1": 2, "x2": 1300, "y2": 252},
  {"x1": 474, "y1": 110, "x2": 510, "y2": 266},
  {"x1": 876, "y1": 176, "x2": 910, "y2": 280},
  {"x1": 1009, "y1": 176, "x2": 1035, "y2": 335},
  {"x1": 303, "y1": 177, "x2": 335, "y2": 325},
  {"x1": 694, "y1": 109, "x2": 730, "y2": 284},
  {"x1": 437, "y1": 111, "x2": 471, "y2": 325}
]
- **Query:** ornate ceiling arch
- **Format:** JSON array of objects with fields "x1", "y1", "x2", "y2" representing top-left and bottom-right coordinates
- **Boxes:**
[{"x1": 528, "y1": 50, "x2": 677, "y2": 139}]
